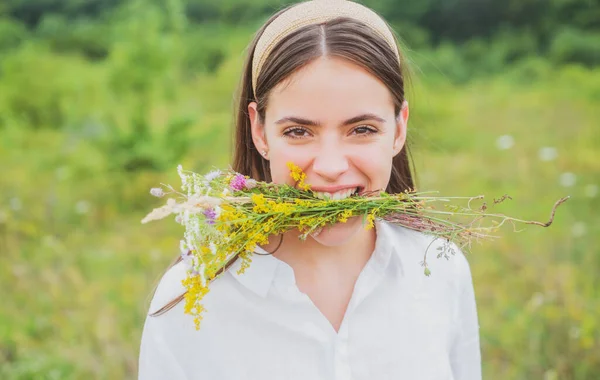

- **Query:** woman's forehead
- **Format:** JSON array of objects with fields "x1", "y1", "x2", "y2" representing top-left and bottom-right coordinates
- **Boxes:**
[{"x1": 267, "y1": 57, "x2": 395, "y2": 121}]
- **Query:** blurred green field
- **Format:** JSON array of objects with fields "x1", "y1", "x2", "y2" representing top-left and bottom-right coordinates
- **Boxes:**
[{"x1": 1, "y1": 1, "x2": 599, "y2": 379}]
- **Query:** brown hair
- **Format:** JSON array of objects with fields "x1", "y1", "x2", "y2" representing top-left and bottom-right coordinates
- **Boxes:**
[{"x1": 148, "y1": 7, "x2": 416, "y2": 317}]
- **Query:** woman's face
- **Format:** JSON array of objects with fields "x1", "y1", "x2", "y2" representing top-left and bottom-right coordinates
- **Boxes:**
[{"x1": 249, "y1": 56, "x2": 409, "y2": 246}]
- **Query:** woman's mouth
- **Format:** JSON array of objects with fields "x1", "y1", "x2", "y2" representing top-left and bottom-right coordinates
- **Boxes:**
[{"x1": 312, "y1": 187, "x2": 361, "y2": 200}]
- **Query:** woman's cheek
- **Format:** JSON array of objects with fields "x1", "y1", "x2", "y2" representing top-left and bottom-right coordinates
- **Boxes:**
[{"x1": 351, "y1": 150, "x2": 392, "y2": 187}]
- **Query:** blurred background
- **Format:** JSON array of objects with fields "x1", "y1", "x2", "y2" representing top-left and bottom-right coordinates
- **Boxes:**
[{"x1": 0, "y1": 0, "x2": 598, "y2": 378}]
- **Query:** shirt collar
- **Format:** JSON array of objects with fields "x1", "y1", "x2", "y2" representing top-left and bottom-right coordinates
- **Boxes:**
[
  {"x1": 229, "y1": 219, "x2": 398, "y2": 298},
  {"x1": 370, "y1": 219, "x2": 395, "y2": 273},
  {"x1": 229, "y1": 246, "x2": 279, "y2": 298}
]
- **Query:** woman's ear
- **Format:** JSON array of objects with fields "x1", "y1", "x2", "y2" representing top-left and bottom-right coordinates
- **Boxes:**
[
  {"x1": 393, "y1": 100, "x2": 409, "y2": 156},
  {"x1": 248, "y1": 102, "x2": 269, "y2": 159}
]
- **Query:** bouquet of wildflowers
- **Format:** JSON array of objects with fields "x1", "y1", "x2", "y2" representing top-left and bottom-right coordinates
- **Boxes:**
[{"x1": 142, "y1": 162, "x2": 568, "y2": 330}]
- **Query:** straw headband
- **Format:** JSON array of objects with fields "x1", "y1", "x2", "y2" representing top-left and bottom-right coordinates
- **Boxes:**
[{"x1": 251, "y1": 0, "x2": 400, "y2": 97}]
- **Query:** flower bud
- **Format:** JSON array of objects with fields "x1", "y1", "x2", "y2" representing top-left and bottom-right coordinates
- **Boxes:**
[
  {"x1": 246, "y1": 179, "x2": 258, "y2": 189},
  {"x1": 150, "y1": 188, "x2": 165, "y2": 197}
]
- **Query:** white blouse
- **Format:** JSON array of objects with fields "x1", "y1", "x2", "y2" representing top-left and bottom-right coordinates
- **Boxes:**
[{"x1": 138, "y1": 221, "x2": 481, "y2": 380}]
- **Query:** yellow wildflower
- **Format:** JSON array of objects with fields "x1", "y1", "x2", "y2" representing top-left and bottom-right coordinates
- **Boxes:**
[
  {"x1": 365, "y1": 211, "x2": 376, "y2": 230},
  {"x1": 271, "y1": 201, "x2": 294, "y2": 215},
  {"x1": 182, "y1": 274, "x2": 210, "y2": 330},
  {"x1": 286, "y1": 162, "x2": 311, "y2": 191},
  {"x1": 237, "y1": 251, "x2": 253, "y2": 274},
  {"x1": 338, "y1": 209, "x2": 353, "y2": 223},
  {"x1": 294, "y1": 199, "x2": 311, "y2": 207},
  {"x1": 252, "y1": 194, "x2": 269, "y2": 213}
]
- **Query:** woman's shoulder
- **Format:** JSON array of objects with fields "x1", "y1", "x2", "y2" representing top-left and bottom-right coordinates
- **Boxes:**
[
  {"x1": 381, "y1": 221, "x2": 473, "y2": 282},
  {"x1": 147, "y1": 259, "x2": 188, "y2": 316}
]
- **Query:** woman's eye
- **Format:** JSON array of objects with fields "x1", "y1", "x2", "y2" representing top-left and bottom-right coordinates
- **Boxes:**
[
  {"x1": 283, "y1": 127, "x2": 310, "y2": 139},
  {"x1": 352, "y1": 125, "x2": 377, "y2": 136}
]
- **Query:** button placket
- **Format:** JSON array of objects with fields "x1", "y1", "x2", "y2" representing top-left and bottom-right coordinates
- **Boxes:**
[
  {"x1": 334, "y1": 342, "x2": 352, "y2": 379},
  {"x1": 331, "y1": 259, "x2": 388, "y2": 380},
  {"x1": 333, "y1": 315, "x2": 352, "y2": 379}
]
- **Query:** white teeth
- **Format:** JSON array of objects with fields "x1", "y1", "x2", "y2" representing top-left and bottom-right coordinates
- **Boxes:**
[{"x1": 313, "y1": 188, "x2": 358, "y2": 200}]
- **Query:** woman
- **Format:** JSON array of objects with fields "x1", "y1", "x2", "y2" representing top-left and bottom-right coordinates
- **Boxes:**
[{"x1": 138, "y1": 0, "x2": 481, "y2": 379}]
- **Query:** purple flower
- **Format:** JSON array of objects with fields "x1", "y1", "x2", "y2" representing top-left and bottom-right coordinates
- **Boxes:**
[
  {"x1": 229, "y1": 174, "x2": 247, "y2": 191},
  {"x1": 203, "y1": 207, "x2": 217, "y2": 225}
]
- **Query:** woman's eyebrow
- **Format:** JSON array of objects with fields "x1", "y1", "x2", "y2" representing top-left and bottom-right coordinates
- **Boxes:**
[
  {"x1": 343, "y1": 113, "x2": 386, "y2": 126},
  {"x1": 274, "y1": 113, "x2": 386, "y2": 127}
]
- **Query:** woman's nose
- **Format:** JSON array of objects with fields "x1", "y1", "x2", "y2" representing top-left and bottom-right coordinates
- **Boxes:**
[{"x1": 311, "y1": 143, "x2": 349, "y2": 181}]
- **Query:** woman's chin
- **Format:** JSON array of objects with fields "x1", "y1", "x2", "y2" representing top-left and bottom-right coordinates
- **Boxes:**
[{"x1": 309, "y1": 216, "x2": 364, "y2": 247}]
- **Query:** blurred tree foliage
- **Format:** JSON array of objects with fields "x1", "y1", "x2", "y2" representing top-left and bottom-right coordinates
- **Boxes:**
[{"x1": 1, "y1": 0, "x2": 599, "y2": 64}]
